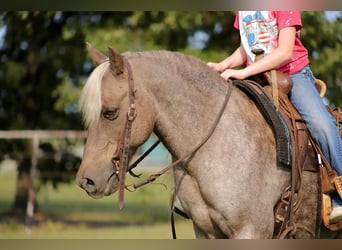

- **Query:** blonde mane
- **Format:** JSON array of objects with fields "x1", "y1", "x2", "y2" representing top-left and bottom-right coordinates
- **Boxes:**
[{"x1": 79, "y1": 61, "x2": 109, "y2": 127}]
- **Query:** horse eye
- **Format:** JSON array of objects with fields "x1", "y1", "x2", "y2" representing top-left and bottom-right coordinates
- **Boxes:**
[{"x1": 102, "y1": 108, "x2": 119, "y2": 120}]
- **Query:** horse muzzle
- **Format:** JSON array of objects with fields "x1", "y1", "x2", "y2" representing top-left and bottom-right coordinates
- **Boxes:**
[{"x1": 76, "y1": 169, "x2": 119, "y2": 199}]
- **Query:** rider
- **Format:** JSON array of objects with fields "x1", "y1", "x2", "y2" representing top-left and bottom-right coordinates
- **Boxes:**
[{"x1": 208, "y1": 11, "x2": 342, "y2": 223}]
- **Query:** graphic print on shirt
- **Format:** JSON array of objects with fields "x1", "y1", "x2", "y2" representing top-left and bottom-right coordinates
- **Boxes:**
[{"x1": 239, "y1": 11, "x2": 279, "y2": 63}]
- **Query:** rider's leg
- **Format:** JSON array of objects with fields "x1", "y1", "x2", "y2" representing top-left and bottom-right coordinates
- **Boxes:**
[{"x1": 289, "y1": 65, "x2": 342, "y2": 223}]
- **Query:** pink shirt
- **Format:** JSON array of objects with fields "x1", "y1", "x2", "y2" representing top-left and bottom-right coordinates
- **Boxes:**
[{"x1": 234, "y1": 11, "x2": 309, "y2": 75}]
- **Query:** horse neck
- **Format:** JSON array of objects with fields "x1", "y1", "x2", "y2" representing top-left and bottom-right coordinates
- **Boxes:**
[{"x1": 129, "y1": 51, "x2": 231, "y2": 157}]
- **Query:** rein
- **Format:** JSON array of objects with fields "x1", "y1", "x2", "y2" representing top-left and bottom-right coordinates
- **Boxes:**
[
  {"x1": 131, "y1": 79, "x2": 233, "y2": 191},
  {"x1": 127, "y1": 139, "x2": 161, "y2": 177},
  {"x1": 111, "y1": 56, "x2": 233, "y2": 212}
]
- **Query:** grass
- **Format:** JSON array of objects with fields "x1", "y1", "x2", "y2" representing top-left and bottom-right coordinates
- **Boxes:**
[
  {"x1": 0, "y1": 220, "x2": 194, "y2": 239},
  {"x1": 0, "y1": 169, "x2": 195, "y2": 239}
]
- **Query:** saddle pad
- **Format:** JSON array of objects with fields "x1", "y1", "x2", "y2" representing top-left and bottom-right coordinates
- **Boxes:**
[{"x1": 233, "y1": 80, "x2": 292, "y2": 166}]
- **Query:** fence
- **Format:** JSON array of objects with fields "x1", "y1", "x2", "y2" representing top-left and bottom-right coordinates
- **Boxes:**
[{"x1": 0, "y1": 130, "x2": 87, "y2": 230}]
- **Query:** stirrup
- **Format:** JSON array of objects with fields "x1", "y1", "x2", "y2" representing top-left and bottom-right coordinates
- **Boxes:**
[
  {"x1": 330, "y1": 206, "x2": 342, "y2": 224},
  {"x1": 334, "y1": 176, "x2": 342, "y2": 199}
]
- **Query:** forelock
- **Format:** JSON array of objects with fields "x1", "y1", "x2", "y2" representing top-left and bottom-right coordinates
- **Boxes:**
[{"x1": 79, "y1": 61, "x2": 109, "y2": 127}]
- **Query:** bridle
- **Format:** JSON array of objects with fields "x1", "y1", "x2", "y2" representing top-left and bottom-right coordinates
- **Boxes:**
[
  {"x1": 110, "y1": 55, "x2": 233, "y2": 212},
  {"x1": 110, "y1": 56, "x2": 137, "y2": 210}
]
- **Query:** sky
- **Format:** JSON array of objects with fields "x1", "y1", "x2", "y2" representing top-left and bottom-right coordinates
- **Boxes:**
[{"x1": 325, "y1": 11, "x2": 342, "y2": 21}]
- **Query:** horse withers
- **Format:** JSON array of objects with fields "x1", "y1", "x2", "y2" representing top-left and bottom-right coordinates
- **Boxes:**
[{"x1": 76, "y1": 43, "x2": 340, "y2": 239}]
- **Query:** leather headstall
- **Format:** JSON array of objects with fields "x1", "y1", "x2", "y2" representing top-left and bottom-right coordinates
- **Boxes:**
[{"x1": 111, "y1": 56, "x2": 137, "y2": 209}]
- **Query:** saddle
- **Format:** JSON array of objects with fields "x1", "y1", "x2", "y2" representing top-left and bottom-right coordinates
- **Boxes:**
[{"x1": 234, "y1": 73, "x2": 342, "y2": 237}]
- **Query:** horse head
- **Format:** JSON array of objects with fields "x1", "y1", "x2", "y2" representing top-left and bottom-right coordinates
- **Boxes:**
[{"x1": 76, "y1": 43, "x2": 155, "y2": 201}]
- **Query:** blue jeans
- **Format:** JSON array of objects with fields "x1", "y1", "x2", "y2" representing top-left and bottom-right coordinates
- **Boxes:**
[{"x1": 289, "y1": 65, "x2": 342, "y2": 176}]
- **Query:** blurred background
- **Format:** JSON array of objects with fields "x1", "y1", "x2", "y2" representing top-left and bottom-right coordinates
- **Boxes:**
[{"x1": 0, "y1": 11, "x2": 341, "y2": 239}]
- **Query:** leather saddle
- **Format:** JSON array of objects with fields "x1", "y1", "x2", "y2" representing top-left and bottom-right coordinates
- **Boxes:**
[{"x1": 235, "y1": 71, "x2": 342, "y2": 236}]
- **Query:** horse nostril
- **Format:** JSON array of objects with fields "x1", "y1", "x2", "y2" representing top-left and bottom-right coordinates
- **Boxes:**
[
  {"x1": 112, "y1": 154, "x2": 120, "y2": 161},
  {"x1": 85, "y1": 178, "x2": 95, "y2": 186}
]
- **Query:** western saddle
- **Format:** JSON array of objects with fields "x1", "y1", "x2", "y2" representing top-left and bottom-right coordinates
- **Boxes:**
[{"x1": 244, "y1": 49, "x2": 342, "y2": 237}]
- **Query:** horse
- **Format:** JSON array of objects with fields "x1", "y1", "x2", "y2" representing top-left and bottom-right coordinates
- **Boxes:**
[{"x1": 76, "y1": 42, "x2": 340, "y2": 239}]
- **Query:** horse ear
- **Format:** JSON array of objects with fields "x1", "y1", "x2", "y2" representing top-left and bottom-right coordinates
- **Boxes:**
[
  {"x1": 86, "y1": 42, "x2": 107, "y2": 66},
  {"x1": 108, "y1": 46, "x2": 124, "y2": 75}
]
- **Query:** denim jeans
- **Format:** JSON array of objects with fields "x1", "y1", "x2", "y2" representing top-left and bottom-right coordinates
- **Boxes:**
[{"x1": 289, "y1": 65, "x2": 342, "y2": 176}]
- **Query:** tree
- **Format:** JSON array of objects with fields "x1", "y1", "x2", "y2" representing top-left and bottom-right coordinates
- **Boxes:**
[
  {"x1": 82, "y1": 12, "x2": 238, "y2": 61},
  {"x1": 0, "y1": 12, "x2": 87, "y2": 212},
  {"x1": 301, "y1": 12, "x2": 342, "y2": 107}
]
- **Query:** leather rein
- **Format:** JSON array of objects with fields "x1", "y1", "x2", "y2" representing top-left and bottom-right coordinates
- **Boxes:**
[{"x1": 110, "y1": 56, "x2": 233, "y2": 210}]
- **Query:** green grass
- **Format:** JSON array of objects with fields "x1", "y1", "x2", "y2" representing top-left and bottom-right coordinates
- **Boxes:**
[
  {"x1": 0, "y1": 220, "x2": 194, "y2": 239},
  {"x1": 0, "y1": 170, "x2": 194, "y2": 239}
]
